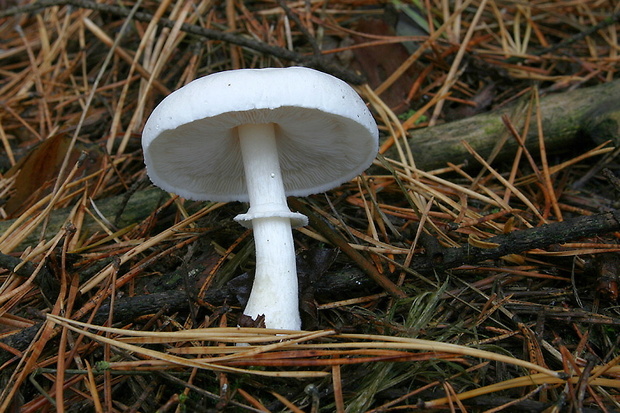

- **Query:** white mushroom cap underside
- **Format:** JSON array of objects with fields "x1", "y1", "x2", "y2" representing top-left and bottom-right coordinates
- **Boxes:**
[{"x1": 142, "y1": 67, "x2": 379, "y2": 202}]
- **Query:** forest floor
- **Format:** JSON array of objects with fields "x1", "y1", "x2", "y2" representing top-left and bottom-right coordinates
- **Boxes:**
[{"x1": 0, "y1": 0, "x2": 619, "y2": 412}]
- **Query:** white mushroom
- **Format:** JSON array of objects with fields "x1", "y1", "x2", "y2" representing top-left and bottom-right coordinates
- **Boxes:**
[{"x1": 142, "y1": 67, "x2": 378, "y2": 330}]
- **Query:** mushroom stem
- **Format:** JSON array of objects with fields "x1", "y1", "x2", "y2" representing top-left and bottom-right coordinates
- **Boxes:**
[{"x1": 235, "y1": 123, "x2": 303, "y2": 330}]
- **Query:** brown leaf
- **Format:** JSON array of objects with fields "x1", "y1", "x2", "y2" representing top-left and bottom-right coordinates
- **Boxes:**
[
  {"x1": 237, "y1": 313, "x2": 266, "y2": 328},
  {"x1": 445, "y1": 82, "x2": 496, "y2": 121},
  {"x1": 4, "y1": 133, "x2": 104, "y2": 216},
  {"x1": 350, "y1": 18, "x2": 418, "y2": 114},
  {"x1": 595, "y1": 254, "x2": 620, "y2": 301}
]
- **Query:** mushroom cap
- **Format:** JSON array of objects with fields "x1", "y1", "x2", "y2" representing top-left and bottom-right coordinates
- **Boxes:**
[{"x1": 142, "y1": 67, "x2": 379, "y2": 202}]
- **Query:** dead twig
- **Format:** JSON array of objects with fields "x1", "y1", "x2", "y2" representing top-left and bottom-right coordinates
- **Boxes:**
[
  {"x1": 0, "y1": 0, "x2": 364, "y2": 84},
  {"x1": 410, "y1": 209, "x2": 620, "y2": 273}
]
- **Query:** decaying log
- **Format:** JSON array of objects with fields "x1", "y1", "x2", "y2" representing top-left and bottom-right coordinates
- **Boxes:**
[
  {"x1": 383, "y1": 79, "x2": 620, "y2": 171},
  {"x1": 0, "y1": 187, "x2": 167, "y2": 250}
]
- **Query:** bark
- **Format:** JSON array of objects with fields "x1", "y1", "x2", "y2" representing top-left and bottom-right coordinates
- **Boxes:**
[{"x1": 383, "y1": 79, "x2": 620, "y2": 171}]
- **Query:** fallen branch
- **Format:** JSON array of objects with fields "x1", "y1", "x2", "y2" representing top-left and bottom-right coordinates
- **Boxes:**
[
  {"x1": 410, "y1": 210, "x2": 620, "y2": 273},
  {"x1": 383, "y1": 79, "x2": 620, "y2": 171}
]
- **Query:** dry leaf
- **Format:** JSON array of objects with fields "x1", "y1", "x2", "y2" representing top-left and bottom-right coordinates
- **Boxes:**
[{"x1": 4, "y1": 134, "x2": 104, "y2": 216}]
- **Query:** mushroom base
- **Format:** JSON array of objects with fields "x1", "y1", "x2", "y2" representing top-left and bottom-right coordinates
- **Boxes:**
[{"x1": 242, "y1": 216, "x2": 301, "y2": 330}]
